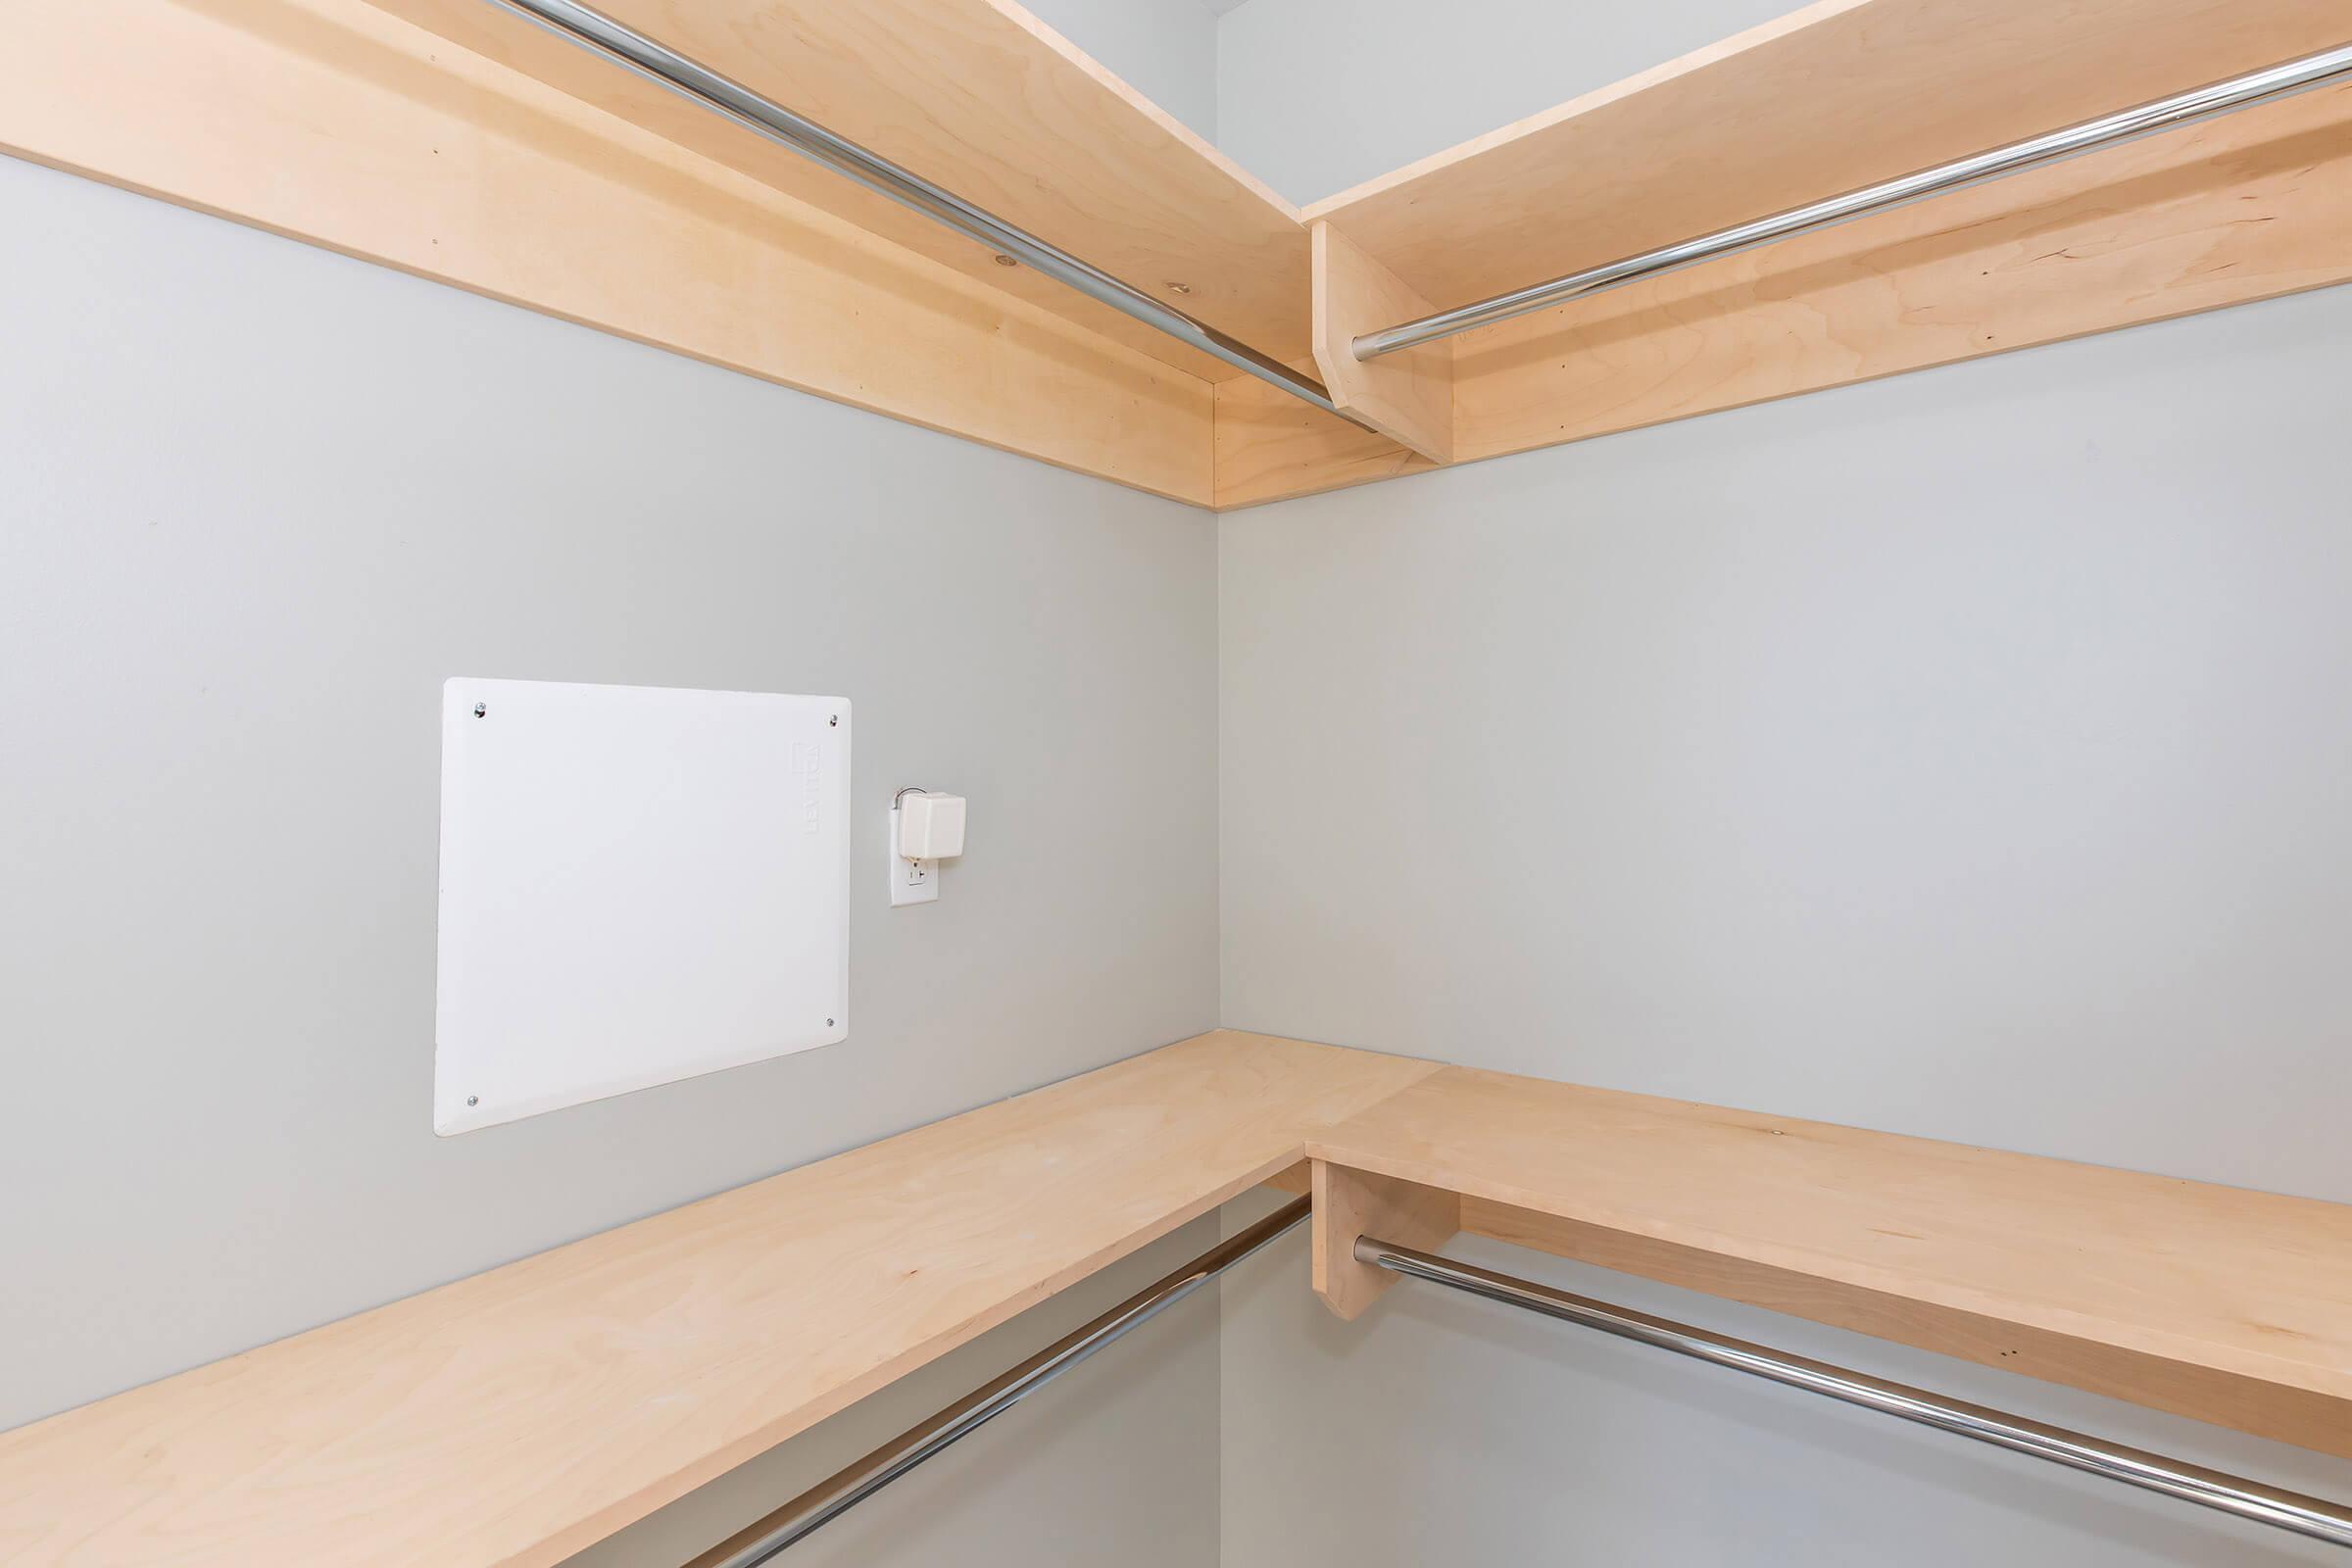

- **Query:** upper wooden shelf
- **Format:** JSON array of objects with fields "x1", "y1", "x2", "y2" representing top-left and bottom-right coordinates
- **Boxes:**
[
  {"x1": 23, "y1": 0, "x2": 2346, "y2": 510},
  {"x1": 1309, "y1": 1064, "x2": 2352, "y2": 1458},
  {"x1": 369, "y1": 0, "x2": 1314, "y2": 378},
  {"x1": 1304, "y1": 0, "x2": 2352, "y2": 319},
  {"x1": 390, "y1": 0, "x2": 2350, "y2": 389}
]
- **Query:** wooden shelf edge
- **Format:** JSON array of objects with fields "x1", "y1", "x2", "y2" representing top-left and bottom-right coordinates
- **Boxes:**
[
  {"x1": 5, "y1": 1030, "x2": 2346, "y2": 1564},
  {"x1": 1300, "y1": 0, "x2": 2350, "y2": 315},
  {"x1": 2, "y1": 0, "x2": 1219, "y2": 508},
  {"x1": 1305, "y1": 1062, "x2": 2352, "y2": 1460},
  {"x1": 24, "y1": 1, "x2": 2345, "y2": 516},
  {"x1": 1215, "y1": 86, "x2": 2352, "y2": 510},
  {"x1": 367, "y1": 0, "x2": 1315, "y2": 372},
  {"x1": 1459, "y1": 1195, "x2": 2352, "y2": 1461},
  {"x1": 0, "y1": 1032, "x2": 1439, "y2": 1568}
]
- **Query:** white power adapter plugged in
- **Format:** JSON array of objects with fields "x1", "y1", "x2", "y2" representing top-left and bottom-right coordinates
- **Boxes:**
[{"x1": 889, "y1": 790, "x2": 965, "y2": 906}]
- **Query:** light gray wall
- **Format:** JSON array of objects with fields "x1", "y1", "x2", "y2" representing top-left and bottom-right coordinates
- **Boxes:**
[
  {"x1": 1214, "y1": 189, "x2": 2352, "y2": 1568},
  {"x1": 0, "y1": 153, "x2": 1220, "y2": 1567},
  {"x1": 1213, "y1": 150, "x2": 2352, "y2": 1568},
  {"x1": 1216, "y1": 0, "x2": 1791, "y2": 203},
  {"x1": 1213, "y1": 3, "x2": 2352, "y2": 1559},
  {"x1": 1028, "y1": 0, "x2": 1221, "y2": 142},
  {"x1": 1219, "y1": 288, "x2": 2352, "y2": 1200}
]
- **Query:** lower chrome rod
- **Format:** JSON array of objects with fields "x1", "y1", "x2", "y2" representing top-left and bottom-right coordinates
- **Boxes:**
[
  {"x1": 1357, "y1": 1237, "x2": 2352, "y2": 1550},
  {"x1": 686, "y1": 1198, "x2": 1310, "y2": 1567},
  {"x1": 480, "y1": 0, "x2": 1348, "y2": 419},
  {"x1": 1354, "y1": 40, "x2": 2352, "y2": 360}
]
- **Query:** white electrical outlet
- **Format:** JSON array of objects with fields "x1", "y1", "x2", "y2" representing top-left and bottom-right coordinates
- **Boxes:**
[{"x1": 889, "y1": 807, "x2": 939, "y2": 906}]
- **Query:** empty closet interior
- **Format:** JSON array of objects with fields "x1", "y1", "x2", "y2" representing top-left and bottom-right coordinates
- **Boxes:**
[{"x1": 3, "y1": 0, "x2": 2349, "y2": 1563}]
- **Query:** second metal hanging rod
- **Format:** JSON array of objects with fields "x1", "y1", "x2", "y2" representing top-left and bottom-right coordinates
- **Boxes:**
[
  {"x1": 1358, "y1": 1235, "x2": 2352, "y2": 1551},
  {"x1": 1353, "y1": 40, "x2": 2352, "y2": 360}
]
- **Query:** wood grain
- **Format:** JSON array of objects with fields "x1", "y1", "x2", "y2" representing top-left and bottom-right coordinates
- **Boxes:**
[
  {"x1": 1311, "y1": 1163, "x2": 1460, "y2": 1321},
  {"x1": 1463, "y1": 1198, "x2": 2352, "y2": 1462},
  {"x1": 371, "y1": 0, "x2": 1314, "y2": 370},
  {"x1": 0, "y1": 1033, "x2": 1440, "y2": 1568},
  {"x1": 1310, "y1": 222, "x2": 1453, "y2": 462},
  {"x1": 23, "y1": 0, "x2": 2348, "y2": 513},
  {"x1": 1309, "y1": 1066, "x2": 2352, "y2": 1458},
  {"x1": 1303, "y1": 0, "x2": 2352, "y2": 315},
  {"x1": 7, "y1": 1029, "x2": 2348, "y2": 1562},
  {"x1": 1219, "y1": 84, "x2": 2352, "y2": 508},
  {"x1": 0, "y1": 0, "x2": 1216, "y2": 505},
  {"x1": 1214, "y1": 362, "x2": 1435, "y2": 511}
]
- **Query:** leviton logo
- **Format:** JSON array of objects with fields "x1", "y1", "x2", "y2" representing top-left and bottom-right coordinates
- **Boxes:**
[{"x1": 793, "y1": 742, "x2": 822, "y2": 835}]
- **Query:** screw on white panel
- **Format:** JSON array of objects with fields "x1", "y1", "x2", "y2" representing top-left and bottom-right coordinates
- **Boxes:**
[{"x1": 473, "y1": 703, "x2": 487, "y2": 717}]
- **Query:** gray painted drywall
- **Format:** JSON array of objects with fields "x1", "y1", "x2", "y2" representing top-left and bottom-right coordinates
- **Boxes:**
[
  {"x1": 1218, "y1": 286, "x2": 2352, "y2": 1201},
  {"x1": 1216, "y1": 0, "x2": 1793, "y2": 203},
  {"x1": 0, "y1": 152, "x2": 1220, "y2": 1566},
  {"x1": 1027, "y1": 0, "x2": 1221, "y2": 142},
  {"x1": 1213, "y1": 6, "x2": 2352, "y2": 1558},
  {"x1": 1214, "y1": 175, "x2": 2352, "y2": 1568}
]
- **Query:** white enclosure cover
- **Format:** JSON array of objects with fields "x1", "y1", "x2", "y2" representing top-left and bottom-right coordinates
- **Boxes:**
[{"x1": 433, "y1": 678, "x2": 850, "y2": 1134}]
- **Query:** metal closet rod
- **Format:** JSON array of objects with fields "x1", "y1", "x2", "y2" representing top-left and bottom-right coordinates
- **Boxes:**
[
  {"x1": 1356, "y1": 1236, "x2": 2352, "y2": 1551},
  {"x1": 682, "y1": 1198, "x2": 1310, "y2": 1568},
  {"x1": 1355, "y1": 39, "x2": 2352, "y2": 360},
  {"x1": 482, "y1": 0, "x2": 1349, "y2": 418}
]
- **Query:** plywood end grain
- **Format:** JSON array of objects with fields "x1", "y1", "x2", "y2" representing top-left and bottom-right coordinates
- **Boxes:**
[
  {"x1": 1309, "y1": 221, "x2": 1454, "y2": 463},
  {"x1": 1311, "y1": 1161, "x2": 1461, "y2": 1321}
]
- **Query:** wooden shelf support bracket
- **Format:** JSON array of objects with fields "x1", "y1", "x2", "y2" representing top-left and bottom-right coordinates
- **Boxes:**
[
  {"x1": 1308, "y1": 221, "x2": 1455, "y2": 464},
  {"x1": 1311, "y1": 1159, "x2": 1460, "y2": 1320}
]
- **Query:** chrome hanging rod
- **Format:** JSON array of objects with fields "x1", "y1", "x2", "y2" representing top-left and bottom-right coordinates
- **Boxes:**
[
  {"x1": 1355, "y1": 41, "x2": 2352, "y2": 360},
  {"x1": 1357, "y1": 1236, "x2": 2352, "y2": 1550},
  {"x1": 683, "y1": 1198, "x2": 1310, "y2": 1568},
  {"x1": 481, "y1": 0, "x2": 1348, "y2": 418}
]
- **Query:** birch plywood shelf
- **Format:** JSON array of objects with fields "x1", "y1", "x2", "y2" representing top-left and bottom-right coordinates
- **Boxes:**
[
  {"x1": 5, "y1": 1032, "x2": 2349, "y2": 1565},
  {"x1": 1299, "y1": 0, "x2": 2352, "y2": 318},
  {"x1": 8, "y1": 0, "x2": 2348, "y2": 511},
  {"x1": 1308, "y1": 1065, "x2": 2352, "y2": 1459},
  {"x1": 0, "y1": 1034, "x2": 1438, "y2": 1568},
  {"x1": 365, "y1": 0, "x2": 1314, "y2": 379}
]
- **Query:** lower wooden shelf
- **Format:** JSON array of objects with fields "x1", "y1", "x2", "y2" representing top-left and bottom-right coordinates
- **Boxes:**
[
  {"x1": 3, "y1": 1031, "x2": 2346, "y2": 1566},
  {"x1": 1308, "y1": 1064, "x2": 2352, "y2": 1459},
  {"x1": 0, "y1": 1033, "x2": 1436, "y2": 1568}
]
